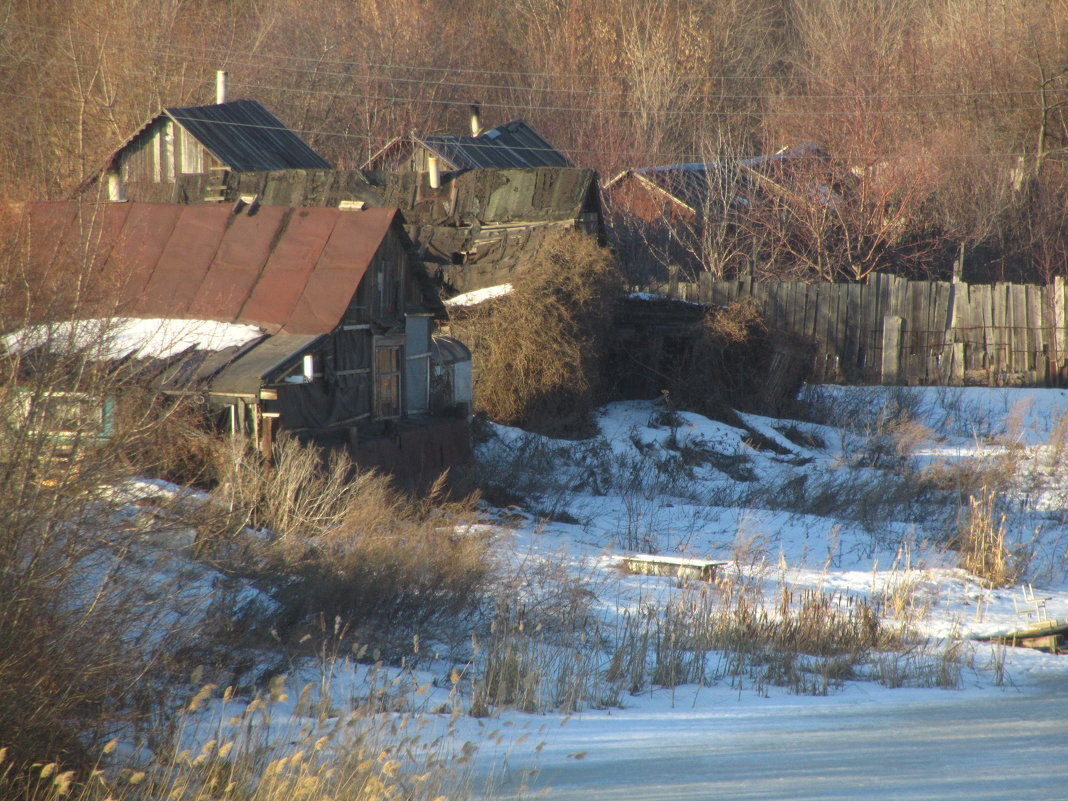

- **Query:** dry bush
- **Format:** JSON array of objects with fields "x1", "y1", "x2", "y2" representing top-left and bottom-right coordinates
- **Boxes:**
[
  {"x1": 451, "y1": 231, "x2": 622, "y2": 436},
  {"x1": 208, "y1": 436, "x2": 494, "y2": 639},
  {"x1": 0, "y1": 345, "x2": 219, "y2": 773},
  {"x1": 666, "y1": 297, "x2": 774, "y2": 418},
  {"x1": 0, "y1": 668, "x2": 482, "y2": 801}
]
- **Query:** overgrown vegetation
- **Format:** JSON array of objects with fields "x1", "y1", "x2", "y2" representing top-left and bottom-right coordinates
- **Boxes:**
[
  {"x1": 204, "y1": 436, "x2": 495, "y2": 640},
  {"x1": 450, "y1": 230, "x2": 622, "y2": 436}
]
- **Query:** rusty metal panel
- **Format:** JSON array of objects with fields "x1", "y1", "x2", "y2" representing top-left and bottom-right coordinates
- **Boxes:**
[
  {"x1": 240, "y1": 207, "x2": 339, "y2": 331},
  {"x1": 141, "y1": 204, "x2": 232, "y2": 318},
  {"x1": 104, "y1": 202, "x2": 183, "y2": 310},
  {"x1": 80, "y1": 203, "x2": 133, "y2": 279},
  {"x1": 187, "y1": 205, "x2": 289, "y2": 323},
  {"x1": 286, "y1": 208, "x2": 397, "y2": 334}
]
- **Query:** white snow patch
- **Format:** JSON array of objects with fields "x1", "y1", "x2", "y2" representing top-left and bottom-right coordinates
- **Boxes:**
[
  {"x1": 3, "y1": 317, "x2": 264, "y2": 360},
  {"x1": 444, "y1": 284, "x2": 514, "y2": 307}
]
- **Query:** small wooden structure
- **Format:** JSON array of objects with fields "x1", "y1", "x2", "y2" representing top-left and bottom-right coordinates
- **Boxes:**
[
  {"x1": 619, "y1": 554, "x2": 726, "y2": 583},
  {"x1": 978, "y1": 619, "x2": 1068, "y2": 654},
  {"x1": 86, "y1": 99, "x2": 331, "y2": 203}
]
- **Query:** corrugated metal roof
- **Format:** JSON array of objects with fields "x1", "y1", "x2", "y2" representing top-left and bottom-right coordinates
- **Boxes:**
[
  {"x1": 423, "y1": 120, "x2": 570, "y2": 170},
  {"x1": 16, "y1": 201, "x2": 399, "y2": 336},
  {"x1": 164, "y1": 100, "x2": 332, "y2": 171}
]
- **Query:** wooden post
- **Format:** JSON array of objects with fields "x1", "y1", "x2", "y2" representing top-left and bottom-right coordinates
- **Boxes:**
[
  {"x1": 882, "y1": 315, "x2": 904, "y2": 384},
  {"x1": 952, "y1": 343, "x2": 966, "y2": 385}
]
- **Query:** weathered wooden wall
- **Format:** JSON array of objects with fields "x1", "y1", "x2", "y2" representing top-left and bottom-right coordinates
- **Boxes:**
[{"x1": 650, "y1": 273, "x2": 1068, "y2": 387}]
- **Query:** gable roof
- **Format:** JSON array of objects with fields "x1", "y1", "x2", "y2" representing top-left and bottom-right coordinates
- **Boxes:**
[
  {"x1": 109, "y1": 99, "x2": 332, "y2": 173},
  {"x1": 10, "y1": 201, "x2": 398, "y2": 336},
  {"x1": 605, "y1": 144, "x2": 829, "y2": 214},
  {"x1": 367, "y1": 120, "x2": 570, "y2": 171},
  {"x1": 425, "y1": 120, "x2": 571, "y2": 169}
]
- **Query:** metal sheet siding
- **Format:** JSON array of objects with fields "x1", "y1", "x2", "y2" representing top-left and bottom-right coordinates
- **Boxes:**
[
  {"x1": 15, "y1": 202, "x2": 399, "y2": 337},
  {"x1": 287, "y1": 208, "x2": 397, "y2": 334},
  {"x1": 422, "y1": 121, "x2": 570, "y2": 171},
  {"x1": 105, "y1": 203, "x2": 183, "y2": 313},
  {"x1": 164, "y1": 100, "x2": 332, "y2": 172}
]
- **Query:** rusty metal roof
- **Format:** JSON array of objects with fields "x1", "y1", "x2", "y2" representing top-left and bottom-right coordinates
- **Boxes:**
[
  {"x1": 423, "y1": 120, "x2": 571, "y2": 170},
  {"x1": 15, "y1": 201, "x2": 399, "y2": 336}
]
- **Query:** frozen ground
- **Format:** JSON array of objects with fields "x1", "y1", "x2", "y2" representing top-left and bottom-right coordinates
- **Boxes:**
[
  {"x1": 466, "y1": 385, "x2": 1068, "y2": 798},
  {"x1": 137, "y1": 385, "x2": 1068, "y2": 799}
]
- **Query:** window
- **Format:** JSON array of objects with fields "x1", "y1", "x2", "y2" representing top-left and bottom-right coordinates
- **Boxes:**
[
  {"x1": 374, "y1": 341, "x2": 402, "y2": 419},
  {"x1": 373, "y1": 239, "x2": 403, "y2": 318}
]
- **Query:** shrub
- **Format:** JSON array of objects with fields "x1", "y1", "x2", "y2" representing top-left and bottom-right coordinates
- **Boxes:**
[
  {"x1": 665, "y1": 297, "x2": 774, "y2": 419},
  {"x1": 450, "y1": 230, "x2": 623, "y2": 437},
  {"x1": 0, "y1": 336, "x2": 214, "y2": 773}
]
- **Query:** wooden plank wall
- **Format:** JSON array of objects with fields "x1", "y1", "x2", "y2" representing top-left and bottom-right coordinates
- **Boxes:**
[{"x1": 652, "y1": 273, "x2": 1068, "y2": 386}]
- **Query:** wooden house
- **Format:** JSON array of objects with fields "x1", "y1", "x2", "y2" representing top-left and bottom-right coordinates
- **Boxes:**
[
  {"x1": 5, "y1": 201, "x2": 471, "y2": 481},
  {"x1": 602, "y1": 144, "x2": 832, "y2": 280},
  {"x1": 89, "y1": 98, "x2": 331, "y2": 204},
  {"x1": 365, "y1": 117, "x2": 571, "y2": 175}
]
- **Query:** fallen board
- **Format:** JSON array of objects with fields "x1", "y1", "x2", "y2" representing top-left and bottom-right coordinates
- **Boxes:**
[{"x1": 619, "y1": 554, "x2": 726, "y2": 583}]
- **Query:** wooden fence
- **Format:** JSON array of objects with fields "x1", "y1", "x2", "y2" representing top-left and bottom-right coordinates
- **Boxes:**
[{"x1": 651, "y1": 272, "x2": 1068, "y2": 386}]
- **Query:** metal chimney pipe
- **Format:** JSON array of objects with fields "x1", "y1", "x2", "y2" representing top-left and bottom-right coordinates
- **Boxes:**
[
  {"x1": 216, "y1": 70, "x2": 228, "y2": 104},
  {"x1": 427, "y1": 156, "x2": 441, "y2": 189},
  {"x1": 469, "y1": 102, "x2": 481, "y2": 137}
]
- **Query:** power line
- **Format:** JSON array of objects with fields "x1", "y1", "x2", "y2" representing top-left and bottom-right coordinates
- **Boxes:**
[
  {"x1": 0, "y1": 86, "x2": 1046, "y2": 167},
  {"x1": 9, "y1": 20, "x2": 1067, "y2": 99},
  {"x1": 0, "y1": 53, "x2": 1052, "y2": 120}
]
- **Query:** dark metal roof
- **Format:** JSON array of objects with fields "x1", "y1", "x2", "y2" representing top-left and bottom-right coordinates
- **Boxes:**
[
  {"x1": 209, "y1": 333, "x2": 322, "y2": 395},
  {"x1": 16, "y1": 201, "x2": 400, "y2": 335},
  {"x1": 431, "y1": 335, "x2": 471, "y2": 366},
  {"x1": 164, "y1": 100, "x2": 332, "y2": 171},
  {"x1": 423, "y1": 120, "x2": 571, "y2": 170}
]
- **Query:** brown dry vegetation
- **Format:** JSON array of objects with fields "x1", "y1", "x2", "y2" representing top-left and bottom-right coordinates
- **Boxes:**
[
  {"x1": 2, "y1": 0, "x2": 1067, "y2": 281},
  {"x1": 449, "y1": 230, "x2": 622, "y2": 436}
]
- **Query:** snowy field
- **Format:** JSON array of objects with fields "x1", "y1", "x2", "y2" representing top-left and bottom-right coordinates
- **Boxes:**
[{"x1": 136, "y1": 385, "x2": 1068, "y2": 799}]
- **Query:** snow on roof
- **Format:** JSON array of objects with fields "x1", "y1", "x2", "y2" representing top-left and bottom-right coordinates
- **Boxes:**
[
  {"x1": 2, "y1": 317, "x2": 264, "y2": 361},
  {"x1": 443, "y1": 284, "x2": 514, "y2": 307}
]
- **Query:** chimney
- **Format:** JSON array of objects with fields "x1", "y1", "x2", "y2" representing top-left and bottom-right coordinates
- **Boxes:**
[
  {"x1": 107, "y1": 171, "x2": 126, "y2": 202},
  {"x1": 216, "y1": 70, "x2": 228, "y2": 104},
  {"x1": 469, "y1": 102, "x2": 482, "y2": 137},
  {"x1": 427, "y1": 155, "x2": 441, "y2": 189}
]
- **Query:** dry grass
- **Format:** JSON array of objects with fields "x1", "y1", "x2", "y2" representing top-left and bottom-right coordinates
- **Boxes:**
[
  {"x1": 205, "y1": 436, "x2": 495, "y2": 640},
  {"x1": 952, "y1": 488, "x2": 1031, "y2": 588},
  {"x1": 0, "y1": 342, "x2": 223, "y2": 773},
  {"x1": 0, "y1": 670, "x2": 483, "y2": 801}
]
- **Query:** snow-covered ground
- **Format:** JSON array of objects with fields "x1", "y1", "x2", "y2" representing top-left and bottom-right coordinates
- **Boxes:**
[
  {"x1": 122, "y1": 385, "x2": 1068, "y2": 798},
  {"x1": 462, "y1": 385, "x2": 1068, "y2": 798}
]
